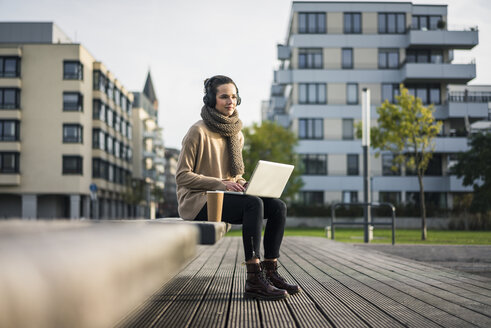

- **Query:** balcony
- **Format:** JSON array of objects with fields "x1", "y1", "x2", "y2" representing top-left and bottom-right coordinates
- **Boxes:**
[
  {"x1": 402, "y1": 62, "x2": 475, "y2": 83},
  {"x1": 277, "y1": 44, "x2": 291, "y2": 60},
  {"x1": 143, "y1": 151, "x2": 156, "y2": 159},
  {"x1": 408, "y1": 29, "x2": 478, "y2": 49},
  {"x1": 271, "y1": 96, "x2": 286, "y2": 111},
  {"x1": 434, "y1": 136, "x2": 469, "y2": 153}
]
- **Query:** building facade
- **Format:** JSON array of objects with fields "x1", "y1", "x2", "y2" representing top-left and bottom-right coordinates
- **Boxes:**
[
  {"x1": 266, "y1": 1, "x2": 490, "y2": 209},
  {"x1": 131, "y1": 73, "x2": 166, "y2": 219},
  {"x1": 161, "y1": 147, "x2": 179, "y2": 217},
  {"x1": 0, "y1": 22, "x2": 135, "y2": 219}
]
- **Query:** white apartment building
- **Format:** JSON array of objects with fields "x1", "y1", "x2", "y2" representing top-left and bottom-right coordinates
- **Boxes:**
[
  {"x1": 0, "y1": 22, "x2": 135, "y2": 219},
  {"x1": 267, "y1": 1, "x2": 490, "y2": 209},
  {"x1": 131, "y1": 72, "x2": 166, "y2": 219}
]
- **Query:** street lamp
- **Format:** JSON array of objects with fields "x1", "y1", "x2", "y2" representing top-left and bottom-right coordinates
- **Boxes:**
[{"x1": 362, "y1": 88, "x2": 372, "y2": 243}]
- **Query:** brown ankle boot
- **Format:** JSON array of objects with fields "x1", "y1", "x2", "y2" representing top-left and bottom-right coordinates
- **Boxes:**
[
  {"x1": 261, "y1": 261, "x2": 300, "y2": 295},
  {"x1": 244, "y1": 262, "x2": 288, "y2": 300}
]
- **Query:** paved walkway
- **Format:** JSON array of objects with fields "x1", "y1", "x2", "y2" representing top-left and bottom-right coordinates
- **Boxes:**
[{"x1": 118, "y1": 237, "x2": 491, "y2": 328}]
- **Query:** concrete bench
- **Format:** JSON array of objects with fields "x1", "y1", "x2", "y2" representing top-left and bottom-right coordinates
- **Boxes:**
[
  {"x1": 151, "y1": 218, "x2": 231, "y2": 245},
  {"x1": 0, "y1": 220, "x2": 199, "y2": 328}
]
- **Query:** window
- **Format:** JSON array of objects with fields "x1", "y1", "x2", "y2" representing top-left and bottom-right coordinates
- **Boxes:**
[
  {"x1": 127, "y1": 98, "x2": 132, "y2": 113},
  {"x1": 0, "y1": 88, "x2": 20, "y2": 109},
  {"x1": 378, "y1": 13, "x2": 406, "y2": 34},
  {"x1": 378, "y1": 49, "x2": 399, "y2": 68},
  {"x1": 93, "y1": 99, "x2": 106, "y2": 122},
  {"x1": 93, "y1": 158, "x2": 108, "y2": 179},
  {"x1": 347, "y1": 83, "x2": 358, "y2": 104},
  {"x1": 106, "y1": 108, "x2": 113, "y2": 127},
  {"x1": 301, "y1": 154, "x2": 327, "y2": 175},
  {"x1": 406, "y1": 49, "x2": 443, "y2": 64},
  {"x1": 299, "y1": 83, "x2": 326, "y2": 104},
  {"x1": 62, "y1": 155, "x2": 83, "y2": 174},
  {"x1": 379, "y1": 192, "x2": 401, "y2": 204},
  {"x1": 93, "y1": 70, "x2": 107, "y2": 92},
  {"x1": 0, "y1": 120, "x2": 20, "y2": 141},
  {"x1": 300, "y1": 191, "x2": 324, "y2": 205},
  {"x1": 0, "y1": 57, "x2": 21, "y2": 77},
  {"x1": 411, "y1": 15, "x2": 442, "y2": 30},
  {"x1": 106, "y1": 80, "x2": 114, "y2": 99},
  {"x1": 0, "y1": 152, "x2": 20, "y2": 173},
  {"x1": 406, "y1": 84, "x2": 441, "y2": 105},
  {"x1": 425, "y1": 154, "x2": 442, "y2": 176},
  {"x1": 127, "y1": 123, "x2": 132, "y2": 140},
  {"x1": 298, "y1": 12, "x2": 326, "y2": 34},
  {"x1": 342, "y1": 119, "x2": 354, "y2": 140},
  {"x1": 342, "y1": 48, "x2": 353, "y2": 69},
  {"x1": 106, "y1": 134, "x2": 113, "y2": 154},
  {"x1": 63, "y1": 61, "x2": 83, "y2": 80},
  {"x1": 114, "y1": 113, "x2": 120, "y2": 132},
  {"x1": 342, "y1": 191, "x2": 358, "y2": 203},
  {"x1": 63, "y1": 124, "x2": 83, "y2": 143},
  {"x1": 114, "y1": 88, "x2": 120, "y2": 107},
  {"x1": 108, "y1": 164, "x2": 114, "y2": 182},
  {"x1": 92, "y1": 129, "x2": 106, "y2": 150},
  {"x1": 344, "y1": 13, "x2": 361, "y2": 34},
  {"x1": 121, "y1": 95, "x2": 127, "y2": 112},
  {"x1": 347, "y1": 154, "x2": 359, "y2": 175},
  {"x1": 298, "y1": 48, "x2": 323, "y2": 69},
  {"x1": 63, "y1": 92, "x2": 83, "y2": 111},
  {"x1": 299, "y1": 118, "x2": 323, "y2": 139},
  {"x1": 381, "y1": 84, "x2": 400, "y2": 103},
  {"x1": 114, "y1": 141, "x2": 120, "y2": 158},
  {"x1": 382, "y1": 154, "x2": 401, "y2": 176}
]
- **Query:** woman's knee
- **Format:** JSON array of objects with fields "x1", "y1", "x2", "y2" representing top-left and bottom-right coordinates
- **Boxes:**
[{"x1": 245, "y1": 195, "x2": 263, "y2": 212}]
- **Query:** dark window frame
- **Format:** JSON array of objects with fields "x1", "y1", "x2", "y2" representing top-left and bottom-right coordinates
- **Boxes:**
[
  {"x1": 62, "y1": 155, "x2": 83, "y2": 175},
  {"x1": 347, "y1": 83, "x2": 359, "y2": 105},
  {"x1": 0, "y1": 151, "x2": 20, "y2": 173},
  {"x1": 378, "y1": 13, "x2": 406, "y2": 34},
  {"x1": 0, "y1": 88, "x2": 21, "y2": 109},
  {"x1": 300, "y1": 191, "x2": 324, "y2": 205},
  {"x1": 63, "y1": 92, "x2": 83, "y2": 111},
  {"x1": 347, "y1": 154, "x2": 359, "y2": 175},
  {"x1": 298, "y1": 12, "x2": 326, "y2": 34},
  {"x1": 62, "y1": 123, "x2": 83, "y2": 144},
  {"x1": 301, "y1": 154, "x2": 328, "y2": 175},
  {"x1": 0, "y1": 120, "x2": 20, "y2": 141},
  {"x1": 342, "y1": 48, "x2": 353, "y2": 69},
  {"x1": 0, "y1": 56, "x2": 21, "y2": 78},
  {"x1": 298, "y1": 48, "x2": 323, "y2": 69},
  {"x1": 299, "y1": 118, "x2": 324, "y2": 140},
  {"x1": 299, "y1": 83, "x2": 326, "y2": 104},
  {"x1": 63, "y1": 60, "x2": 83, "y2": 80},
  {"x1": 344, "y1": 12, "x2": 362, "y2": 34},
  {"x1": 378, "y1": 49, "x2": 400, "y2": 69}
]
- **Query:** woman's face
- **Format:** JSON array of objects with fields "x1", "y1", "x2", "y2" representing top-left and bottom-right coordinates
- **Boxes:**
[{"x1": 214, "y1": 83, "x2": 238, "y2": 117}]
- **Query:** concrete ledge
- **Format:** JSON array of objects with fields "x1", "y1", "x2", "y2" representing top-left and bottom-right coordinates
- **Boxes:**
[
  {"x1": 152, "y1": 218, "x2": 231, "y2": 245},
  {"x1": 0, "y1": 220, "x2": 199, "y2": 328}
]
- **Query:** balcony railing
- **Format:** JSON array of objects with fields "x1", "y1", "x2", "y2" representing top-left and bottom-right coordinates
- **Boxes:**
[{"x1": 448, "y1": 91, "x2": 491, "y2": 103}]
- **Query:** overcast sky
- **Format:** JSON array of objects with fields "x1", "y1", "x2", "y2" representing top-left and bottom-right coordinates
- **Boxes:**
[{"x1": 1, "y1": 0, "x2": 490, "y2": 149}]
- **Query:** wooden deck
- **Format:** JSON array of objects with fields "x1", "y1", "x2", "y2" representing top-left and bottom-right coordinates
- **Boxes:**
[{"x1": 118, "y1": 237, "x2": 491, "y2": 328}]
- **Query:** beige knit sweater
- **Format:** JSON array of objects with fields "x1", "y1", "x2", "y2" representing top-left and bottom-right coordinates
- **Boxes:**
[{"x1": 176, "y1": 120, "x2": 246, "y2": 220}]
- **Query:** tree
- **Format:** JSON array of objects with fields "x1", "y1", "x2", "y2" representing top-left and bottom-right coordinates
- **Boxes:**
[
  {"x1": 358, "y1": 84, "x2": 442, "y2": 240},
  {"x1": 242, "y1": 121, "x2": 303, "y2": 204},
  {"x1": 452, "y1": 132, "x2": 491, "y2": 217}
]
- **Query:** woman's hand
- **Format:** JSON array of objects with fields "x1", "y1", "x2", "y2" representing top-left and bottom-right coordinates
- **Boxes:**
[{"x1": 223, "y1": 180, "x2": 246, "y2": 192}]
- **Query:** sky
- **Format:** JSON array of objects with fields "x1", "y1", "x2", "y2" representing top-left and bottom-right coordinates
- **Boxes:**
[{"x1": 1, "y1": 0, "x2": 490, "y2": 149}]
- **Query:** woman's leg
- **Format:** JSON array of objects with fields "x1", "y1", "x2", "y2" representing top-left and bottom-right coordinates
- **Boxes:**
[
  {"x1": 261, "y1": 198, "x2": 287, "y2": 259},
  {"x1": 195, "y1": 194, "x2": 263, "y2": 261}
]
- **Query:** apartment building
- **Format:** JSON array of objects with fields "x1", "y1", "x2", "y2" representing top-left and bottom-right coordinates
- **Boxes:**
[
  {"x1": 161, "y1": 147, "x2": 179, "y2": 217},
  {"x1": 267, "y1": 1, "x2": 490, "y2": 209},
  {"x1": 0, "y1": 22, "x2": 134, "y2": 219},
  {"x1": 131, "y1": 72, "x2": 166, "y2": 219}
]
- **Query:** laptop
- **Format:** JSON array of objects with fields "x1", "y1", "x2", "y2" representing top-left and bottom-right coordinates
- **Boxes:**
[{"x1": 223, "y1": 160, "x2": 294, "y2": 198}]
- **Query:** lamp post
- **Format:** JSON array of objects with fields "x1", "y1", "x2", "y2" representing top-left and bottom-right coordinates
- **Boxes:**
[{"x1": 362, "y1": 88, "x2": 372, "y2": 243}]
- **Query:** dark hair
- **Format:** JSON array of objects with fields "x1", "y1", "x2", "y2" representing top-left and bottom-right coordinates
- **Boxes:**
[{"x1": 203, "y1": 75, "x2": 241, "y2": 107}]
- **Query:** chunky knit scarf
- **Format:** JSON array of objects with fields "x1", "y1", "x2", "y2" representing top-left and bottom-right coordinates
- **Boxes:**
[{"x1": 201, "y1": 105, "x2": 244, "y2": 176}]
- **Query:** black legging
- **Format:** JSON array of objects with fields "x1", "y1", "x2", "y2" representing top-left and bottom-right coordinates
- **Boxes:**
[{"x1": 195, "y1": 194, "x2": 287, "y2": 261}]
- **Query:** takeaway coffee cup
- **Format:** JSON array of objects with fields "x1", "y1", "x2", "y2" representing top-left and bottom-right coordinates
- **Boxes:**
[{"x1": 206, "y1": 191, "x2": 224, "y2": 222}]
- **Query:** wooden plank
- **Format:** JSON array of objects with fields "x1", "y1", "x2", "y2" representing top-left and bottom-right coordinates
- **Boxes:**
[
  {"x1": 295, "y1": 237, "x2": 491, "y2": 328},
  {"x1": 227, "y1": 238, "x2": 262, "y2": 328},
  {"x1": 292, "y1": 237, "x2": 472, "y2": 328},
  {"x1": 188, "y1": 237, "x2": 238, "y2": 328},
  {"x1": 319, "y1": 241, "x2": 491, "y2": 319},
  {"x1": 282, "y1": 240, "x2": 407, "y2": 328},
  {"x1": 151, "y1": 238, "x2": 233, "y2": 327},
  {"x1": 117, "y1": 241, "x2": 226, "y2": 327}
]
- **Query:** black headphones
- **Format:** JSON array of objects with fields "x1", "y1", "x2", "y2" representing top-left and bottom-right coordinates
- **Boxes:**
[{"x1": 203, "y1": 76, "x2": 241, "y2": 108}]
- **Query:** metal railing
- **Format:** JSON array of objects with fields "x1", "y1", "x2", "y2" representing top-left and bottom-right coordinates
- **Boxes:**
[{"x1": 330, "y1": 202, "x2": 396, "y2": 245}]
